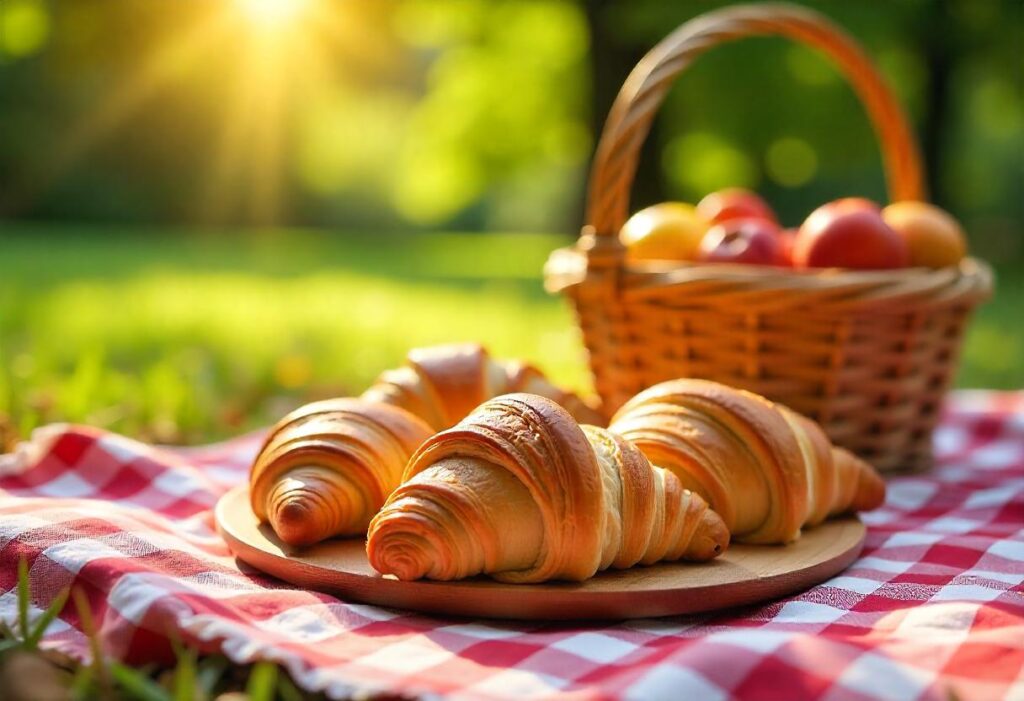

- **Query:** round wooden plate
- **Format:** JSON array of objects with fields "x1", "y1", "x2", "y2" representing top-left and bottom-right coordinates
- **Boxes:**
[{"x1": 216, "y1": 485, "x2": 866, "y2": 620}]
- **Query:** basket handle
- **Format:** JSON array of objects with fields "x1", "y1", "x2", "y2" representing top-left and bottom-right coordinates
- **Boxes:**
[{"x1": 582, "y1": 3, "x2": 925, "y2": 253}]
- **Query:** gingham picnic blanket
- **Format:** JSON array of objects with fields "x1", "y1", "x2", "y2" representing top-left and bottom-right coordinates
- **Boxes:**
[{"x1": 1, "y1": 391, "x2": 1022, "y2": 701}]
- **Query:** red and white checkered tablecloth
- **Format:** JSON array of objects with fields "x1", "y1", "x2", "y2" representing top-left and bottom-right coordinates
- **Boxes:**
[{"x1": 2, "y1": 391, "x2": 1022, "y2": 701}]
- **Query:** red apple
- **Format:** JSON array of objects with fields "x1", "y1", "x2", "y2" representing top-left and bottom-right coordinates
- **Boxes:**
[
  {"x1": 831, "y1": 197, "x2": 880, "y2": 212},
  {"x1": 697, "y1": 188, "x2": 778, "y2": 226},
  {"x1": 698, "y1": 218, "x2": 785, "y2": 265},
  {"x1": 778, "y1": 227, "x2": 798, "y2": 267},
  {"x1": 793, "y1": 198, "x2": 909, "y2": 269}
]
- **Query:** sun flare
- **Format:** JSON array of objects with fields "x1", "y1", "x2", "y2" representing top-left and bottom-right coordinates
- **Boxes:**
[
  {"x1": 235, "y1": 0, "x2": 310, "y2": 27},
  {"x1": 22, "y1": 0, "x2": 346, "y2": 225}
]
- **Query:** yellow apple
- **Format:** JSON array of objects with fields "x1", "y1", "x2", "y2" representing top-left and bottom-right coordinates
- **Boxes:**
[
  {"x1": 619, "y1": 202, "x2": 709, "y2": 262},
  {"x1": 881, "y1": 201, "x2": 967, "y2": 268}
]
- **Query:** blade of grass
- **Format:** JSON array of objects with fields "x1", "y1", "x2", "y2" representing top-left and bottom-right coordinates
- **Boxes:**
[
  {"x1": 70, "y1": 663, "x2": 95, "y2": 700},
  {"x1": 278, "y1": 672, "x2": 304, "y2": 701},
  {"x1": 246, "y1": 661, "x2": 278, "y2": 701},
  {"x1": 170, "y1": 636, "x2": 197, "y2": 701},
  {"x1": 26, "y1": 586, "x2": 70, "y2": 648},
  {"x1": 110, "y1": 661, "x2": 173, "y2": 701},
  {"x1": 196, "y1": 656, "x2": 228, "y2": 699},
  {"x1": 72, "y1": 586, "x2": 111, "y2": 697}
]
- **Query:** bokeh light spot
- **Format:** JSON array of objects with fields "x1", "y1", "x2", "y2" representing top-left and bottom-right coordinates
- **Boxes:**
[
  {"x1": 949, "y1": 0, "x2": 999, "y2": 28},
  {"x1": 542, "y1": 120, "x2": 590, "y2": 166},
  {"x1": 878, "y1": 46, "x2": 927, "y2": 111},
  {"x1": 0, "y1": 0, "x2": 50, "y2": 58},
  {"x1": 11, "y1": 353, "x2": 35, "y2": 379},
  {"x1": 970, "y1": 77, "x2": 1022, "y2": 139},
  {"x1": 785, "y1": 44, "x2": 838, "y2": 86},
  {"x1": 663, "y1": 132, "x2": 758, "y2": 196},
  {"x1": 394, "y1": 0, "x2": 483, "y2": 48},
  {"x1": 297, "y1": 90, "x2": 410, "y2": 195},
  {"x1": 492, "y1": 2, "x2": 589, "y2": 69},
  {"x1": 765, "y1": 137, "x2": 818, "y2": 187},
  {"x1": 274, "y1": 354, "x2": 312, "y2": 389},
  {"x1": 393, "y1": 149, "x2": 484, "y2": 225}
]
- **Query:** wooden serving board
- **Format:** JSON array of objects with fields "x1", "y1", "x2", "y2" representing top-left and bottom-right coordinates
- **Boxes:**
[{"x1": 216, "y1": 485, "x2": 865, "y2": 620}]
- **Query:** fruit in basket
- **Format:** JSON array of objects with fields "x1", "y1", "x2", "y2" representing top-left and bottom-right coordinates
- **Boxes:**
[
  {"x1": 697, "y1": 218, "x2": 785, "y2": 266},
  {"x1": 793, "y1": 198, "x2": 909, "y2": 269},
  {"x1": 881, "y1": 201, "x2": 967, "y2": 268},
  {"x1": 620, "y1": 202, "x2": 709, "y2": 261},
  {"x1": 696, "y1": 188, "x2": 778, "y2": 226},
  {"x1": 778, "y1": 227, "x2": 798, "y2": 267}
]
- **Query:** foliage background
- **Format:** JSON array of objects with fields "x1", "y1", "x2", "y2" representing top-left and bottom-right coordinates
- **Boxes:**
[{"x1": 1, "y1": 0, "x2": 1021, "y2": 445}]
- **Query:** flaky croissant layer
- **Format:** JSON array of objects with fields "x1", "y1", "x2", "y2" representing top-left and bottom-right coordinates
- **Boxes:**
[
  {"x1": 250, "y1": 344, "x2": 601, "y2": 548},
  {"x1": 249, "y1": 399, "x2": 433, "y2": 547},
  {"x1": 366, "y1": 394, "x2": 728, "y2": 583},
  {"x1": 361, "y1": 343, "x2": 603, "y2": 431},
  {"x1": 609, "y1": 379, "x2": 886, "y2": 544}
]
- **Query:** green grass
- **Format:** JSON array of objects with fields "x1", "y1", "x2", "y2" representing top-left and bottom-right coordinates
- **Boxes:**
[
  {"x1": 0, "y1": 557, "x2": 323, "y2": 700},
  {"x1": 0, "y1": 223, "x2": 1020, "y2": 447},
  {"x1": 0, "y1": 224, "x2": 588, "y2": 444}
]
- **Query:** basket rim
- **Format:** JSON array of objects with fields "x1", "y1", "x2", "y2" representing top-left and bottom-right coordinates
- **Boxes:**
[{"x1": 544, "y1": 248, "x2": 993, "y2": 310}]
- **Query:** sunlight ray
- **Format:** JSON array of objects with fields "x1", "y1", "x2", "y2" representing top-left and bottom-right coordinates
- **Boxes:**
[
  {"x1": 199, "y1": 34, "x2": 287, "y2": 225},
  {"x1": 200, "y1": 0, "x2": 345, "y2": 226},
  {"x1": 199, "y1": 25, "x2": 312, "y2": 225},
  {"x1": 3, "y1": 9, "x2": 234, "y2": 214},
  {"x1": 4, "y1": 0, "x2": 374, "y2": 227}
]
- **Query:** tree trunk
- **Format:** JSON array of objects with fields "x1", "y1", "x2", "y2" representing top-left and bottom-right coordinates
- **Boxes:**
[{"x1": 918, "y1": 1, "x2": 952, "y2": 206}]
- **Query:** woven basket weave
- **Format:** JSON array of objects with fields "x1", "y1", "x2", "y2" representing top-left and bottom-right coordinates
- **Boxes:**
[{"x1": 545, "y1": 3, "x2": 992, "y2": 473}]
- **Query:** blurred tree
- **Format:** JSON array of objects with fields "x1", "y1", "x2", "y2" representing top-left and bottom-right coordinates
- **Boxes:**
[{"x1": 0, "y1": 0, "x2": 1019, "y2": 259}]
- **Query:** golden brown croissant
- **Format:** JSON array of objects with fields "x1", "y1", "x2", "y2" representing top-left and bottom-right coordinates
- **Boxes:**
[
  {"x1": 249, "y1": 399, "x2": 433, "y2": 547},
  {"x1": 609, "y1": 379, "x2": 886, "y2": 544},
  {"x1": 366, "y1": 393, "x2": 728, "y2": 583},
  {"x1": 250, "y1": 344, "x2": 598, "y2": 547},
  {"x1": 360, "y1": 343, "x2": 603, "y2": 431}
]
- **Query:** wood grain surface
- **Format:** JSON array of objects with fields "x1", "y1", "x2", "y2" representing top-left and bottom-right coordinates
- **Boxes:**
[{"x1": 216, "y1": 485, "x2": 866, "y2": 621}]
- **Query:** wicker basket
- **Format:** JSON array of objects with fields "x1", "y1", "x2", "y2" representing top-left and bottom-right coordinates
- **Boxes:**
[{"x1": 545, "y1": 3, "x2": 992, "y2": 473}]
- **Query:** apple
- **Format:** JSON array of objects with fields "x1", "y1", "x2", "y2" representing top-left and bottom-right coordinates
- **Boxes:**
[
  {"x1": 697, "y1": 218, "x2": 785, "y2": 266},
  {"x1": 777, "y1": 227, "x2": 798, "y2": 267},
  {"x1": 696, "y1": 188, "x2": 778, "y2": 226},
  {"x1": 620, "y1": 202, "x2": 709, "y2": 262},
  {"x1": 793, "y1": 198, "x2": 909, "y2": 270},
  {"x1": 829, "y1": 197, "x2": 880, "y2": 212},
  {"x1": 881, "y1": 201, "x2": 967, "y2": 268}
]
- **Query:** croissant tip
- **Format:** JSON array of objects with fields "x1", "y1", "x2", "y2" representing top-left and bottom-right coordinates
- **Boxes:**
[
  {"x1": 686, "y1": 509, "x2": 730, "y2": 562},
  {"x1": 270, "y1": 498, "x2": 321, "y2": 548},
  {"x1": 856, "y1": 464, "x2": 887, "y2": 512},
  {"x1": 366, "y1": 525, "x2": 434, "y2": 582}
]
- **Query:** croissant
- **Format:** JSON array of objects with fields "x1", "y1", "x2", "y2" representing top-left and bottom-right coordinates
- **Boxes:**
[
  {"x1": 251, "y1": 344, "x2": 600, "y2": 547},
  {"x1": 360, "y1": 343, "x2": 603, "y2": 431},
  {"x1": 249, "y1": 398, "x2": 433, "y2": 547},
  {"x1": 608, "y1": 379, "x2": 886, "y2": 544},
  {"x1": 366, "y1": 393, "x2": 729, "y2": 583}
]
